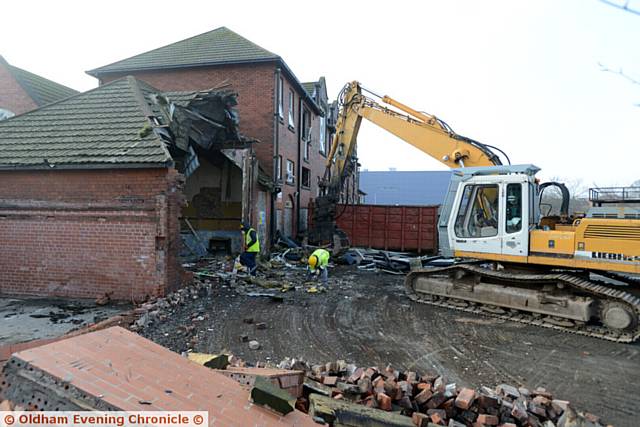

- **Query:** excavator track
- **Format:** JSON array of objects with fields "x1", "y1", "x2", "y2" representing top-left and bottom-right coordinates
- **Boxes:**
[{"x1": 405, "y1": 264, "x2": 640, "y2": 343}]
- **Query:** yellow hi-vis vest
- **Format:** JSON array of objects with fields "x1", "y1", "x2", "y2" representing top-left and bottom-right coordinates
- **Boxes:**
[
  {"x1": 310, "y1": 248, "x2": 330, "y2": 271},
  {"x1": 244, "y1": 228, "x2": 260, "y2": 253}
]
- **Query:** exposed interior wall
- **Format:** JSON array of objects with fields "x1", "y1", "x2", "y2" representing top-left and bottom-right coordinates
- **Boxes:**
[
  {"x1": 0, "y1": 168, "x2": 183, "y2": 301},
  {"x1": 181, "y1": 151, "x2": 244, "y2": 255}
]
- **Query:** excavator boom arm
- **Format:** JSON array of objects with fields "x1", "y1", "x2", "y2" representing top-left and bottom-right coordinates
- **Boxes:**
[{"x1": 323, "y1": 81, "x2": 502, "y2": 193}]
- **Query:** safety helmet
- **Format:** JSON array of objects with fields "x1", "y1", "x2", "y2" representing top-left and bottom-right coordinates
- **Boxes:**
[
  {"x1": 308, "y1": 255, "x2": 318, "y2": 270},
  {"x1": 240, "y1": 221, "x2": 250, "y2": 231}
]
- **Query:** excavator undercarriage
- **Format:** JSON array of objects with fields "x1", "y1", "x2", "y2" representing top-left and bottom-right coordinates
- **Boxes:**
[{"x1": 406, "y1": 263, "x2": 640, "y2": 342}]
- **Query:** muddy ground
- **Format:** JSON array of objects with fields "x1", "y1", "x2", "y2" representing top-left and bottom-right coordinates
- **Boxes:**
[{"x1": 141, "y1": 265, "x2": 640, "y2": 427}]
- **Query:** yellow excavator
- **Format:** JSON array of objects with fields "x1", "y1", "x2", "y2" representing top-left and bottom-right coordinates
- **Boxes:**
[{"x1": 316, "y1": 81, "x2": 640, "y2": 342}]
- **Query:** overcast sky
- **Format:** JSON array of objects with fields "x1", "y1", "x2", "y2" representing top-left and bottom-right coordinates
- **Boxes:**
[{"x1": 2, "y1": 0, "x2": 638, "y2": 187}]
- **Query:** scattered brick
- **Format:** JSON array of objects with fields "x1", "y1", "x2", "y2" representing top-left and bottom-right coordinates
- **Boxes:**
[
  {"x1": 412, "y1": 412, "x2": 429, "y2": 427},
  {"x1": 454, "y1": 388, "x2": 476, "y2": 410},
  {"x1": 377, "y1": 392, "x2": 392, "y2": 411},
  {"x1": 415, "y1": 388, "x2": 433, "y2": 405},
  {"x1": 477, "y1": 414, "x2": 499, "y2": 425},
  {"x1": 323, "y1": 376, "x2": 338, "y2": 386}
]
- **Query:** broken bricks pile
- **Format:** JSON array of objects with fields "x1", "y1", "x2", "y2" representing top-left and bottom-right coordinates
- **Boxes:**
[{"x1": 300, "y1": 362, "x2": 609, "y2": 427}]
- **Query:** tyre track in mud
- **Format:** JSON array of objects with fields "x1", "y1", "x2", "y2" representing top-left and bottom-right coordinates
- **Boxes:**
[{"x1": 142, "y1": 267, "x2": 640, "y2": 427}]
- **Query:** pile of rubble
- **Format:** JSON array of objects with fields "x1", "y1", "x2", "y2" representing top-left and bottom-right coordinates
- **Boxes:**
[
  {"x1": 172, "y1": 349, "x2": 610, "y2": 427},
  {"x1": 185, "y1": 252, "x2": 335, "y2": 295},
  {"x1": 297, "y1": 361, "x2": 609, "y2": 427}
]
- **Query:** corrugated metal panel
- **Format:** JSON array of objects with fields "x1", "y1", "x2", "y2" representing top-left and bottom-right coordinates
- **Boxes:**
[{"x1": 335, "y1": 203, "x2": 438, "y2": 253}]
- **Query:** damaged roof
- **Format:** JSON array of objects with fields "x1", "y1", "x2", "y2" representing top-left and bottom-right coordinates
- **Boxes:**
[
  {"x1": 87, "y1": 27, "x2": 279, "y2": 76},
  {"x1": 0, "y1": 76, "x2": 172, "y2": 169},
  {"x1": 1, "y1": 56, "x2": 78, "y2": 107}
]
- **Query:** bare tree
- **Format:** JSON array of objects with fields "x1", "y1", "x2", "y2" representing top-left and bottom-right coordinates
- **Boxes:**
[
  {"x1": 598, "y1": 0, "x2": 640, "y2": 105},
  {"x1": 599, "y1": 0, "x2": 640, "y2": 15}
]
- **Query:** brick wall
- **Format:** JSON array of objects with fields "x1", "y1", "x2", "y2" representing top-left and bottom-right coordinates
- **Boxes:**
[
  {"x1": 0, "y1": 61, "x2": 38, "y2": 116},
  {"x1": 0, "y1": 168, "x2": 183, "y2": 301}
]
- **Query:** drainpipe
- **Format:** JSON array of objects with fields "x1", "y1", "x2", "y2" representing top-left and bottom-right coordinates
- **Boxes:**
[
  {"x1": 271, "y1": 67, "x2": 282, "y2": 247},
  {"x1": 296, "y1": 94, "x2": 303, "y2": 236}
]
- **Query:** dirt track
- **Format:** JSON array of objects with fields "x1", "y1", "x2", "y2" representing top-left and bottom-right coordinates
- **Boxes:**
[{"x1": 141, "y1": 266, "x2": 640, "y2": 427}]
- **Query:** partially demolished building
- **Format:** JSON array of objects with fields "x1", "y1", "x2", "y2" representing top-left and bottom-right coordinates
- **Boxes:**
[
  {"x1": 0, "y1": 76, "x2": 252, "y2": 300},
  {"x1": 0, "y1": 27, "x2": 343, "y2": 300},
  {"x1": 88, "y1": 27, "x2": 337, "y2": 246}
]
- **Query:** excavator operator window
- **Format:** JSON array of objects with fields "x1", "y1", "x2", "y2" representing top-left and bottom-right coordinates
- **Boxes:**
[
  {"x1": 506, "y1": 183, "x2": 523, "y2": 233},
  {"x1": 455, "y1": 184, "x2": 499, "y2": 238}
]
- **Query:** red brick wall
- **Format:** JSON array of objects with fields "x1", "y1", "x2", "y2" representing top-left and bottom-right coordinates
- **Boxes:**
[
  {"x1": 0, "y1": 168, "x2": 184, "y2": 301},
  {"x1": 0, "y1": 61, "x2": 38, "y2": 116}
]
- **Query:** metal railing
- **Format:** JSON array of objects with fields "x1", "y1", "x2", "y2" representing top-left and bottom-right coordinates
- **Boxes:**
[{"x1": 589, "y1": 187, "x2": 640, "y2": 205}]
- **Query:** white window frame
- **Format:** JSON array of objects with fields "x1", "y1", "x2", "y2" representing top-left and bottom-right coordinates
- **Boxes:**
[
  {"x1": 288, "y1": 90, "x2": 295, "y2": 128},
  {"x1": 276, "y1": 155, "x2": 282, "y2": 180},
  {"x1": 278, "y1": 77, "x2": 284, "y2": 119},
  {"x1": 286, "y1": 159, "x2": 295, "y2": 184},
  {"x1": 319, "y1": 116, "x2": 326, "y2": 155}
]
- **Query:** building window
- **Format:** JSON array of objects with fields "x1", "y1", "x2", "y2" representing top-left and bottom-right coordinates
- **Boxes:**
[
  {"x1": 288, "y1": 90, "x2": 295, "y2": 128},
  {"x1": 277, "y1": 155, "x2": 282, "y2": 180},
  {"x1": 319, "y1": 116, "x2": 326, "y2": 155},
  {"x1": 302, "y1": 109, "x2": 311, "y2": 140},
  {"x1": 301, "y1": 167, "x2": 311, "y2": 188},
  {"x1": 304, "y1": 139, "x2": 310, "y2": 161},
  {"x1": 278, "y1": 77, "x2": 284, "y2": 119},
  {"x1": 286, "y1": 160, "x2": 295, "y2": 184},
  {"x1": 302, "y1": 108, "x2": 311, "y2": 161}
]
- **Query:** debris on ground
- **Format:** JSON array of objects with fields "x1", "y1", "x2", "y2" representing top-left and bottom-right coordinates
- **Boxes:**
[
  {"x1": 296, "y1": 361, "x2": 610, "y2": 427},
  {"x1": 341, "y1": 248, "x2": 443, "y2": 274},
  {"x1": 134, "y1": 263, "x2": 631, "y2": 426},
  {"x1": 176, "y1": 252, "x2": 337, "y2": 300},
  {"x1": 184, "y1": 348, "x2": 612, "y2": 427}
]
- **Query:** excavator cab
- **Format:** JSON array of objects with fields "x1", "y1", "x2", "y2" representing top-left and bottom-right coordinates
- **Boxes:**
[{"x1": 439, "y1": 165, "x2": 537, "y2": 259}]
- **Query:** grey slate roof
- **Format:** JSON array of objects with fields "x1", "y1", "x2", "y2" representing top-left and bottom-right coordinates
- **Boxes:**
[
  {"x1": 87, "y1": 27, "x2": 279, "y2": 76},
  {"x1": 360, "y1": 170, "x2": 451, "y2": 205},
  {"x1": 0, "y1": 76, "x2": 172, "y2": 169},
  {"x1": 87, "y1": 27, "x2": 323, "y2": 116},
  {"x1": 1, "y1": 56, "x2": 78, "y2": 107}
]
